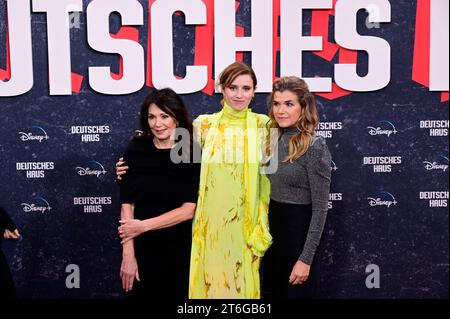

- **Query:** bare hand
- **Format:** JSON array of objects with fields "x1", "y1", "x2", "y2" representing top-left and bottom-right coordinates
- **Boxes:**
[
  {"x1": 118, "y1": 219, "x2": 146, "y2": 244},
  {"x1": 4, "y1": 229, "x2": 20, "y2": 240},
  {"x1": 120, "y1": 255, "x2": 140, "y2": 292},
  {"x1": 289, "y1": 260, "x2": 311, "y2": 285},
  {"x1": 115, "y1": 157, "x2": 129, "y2": 181}
]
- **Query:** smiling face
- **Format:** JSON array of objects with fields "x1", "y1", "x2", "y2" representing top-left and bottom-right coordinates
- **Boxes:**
[
  {"x1": 147, "y1": 103, "x2": 177, "y2": 143},
  {"x1": 222, "y1": 74, "x2": 256, "y2": 112},
  {"x1": 272, "y1": 90, "x2": 302, "y2": 128}
]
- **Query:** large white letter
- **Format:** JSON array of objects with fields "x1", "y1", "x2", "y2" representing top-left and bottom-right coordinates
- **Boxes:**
[
  {"x1": 280, "y1": 0, "x2": 332, "y2": 92},
  {"x1": 33, "y1": 0, "x2": 82, "y2": 95},
  {"x1": 430, "y1": 0, "x2": 449, "y2": 91},
  {"x1": 334, "y1": 0, "x2": 391, "y2": 91},
  {"x1": 0, "y1": 0, "x2": 33, "y2": 97},
  {"x1": 87, "y1": 0, "x2": 144, "y2": 95},
  {"x1": 151, "y1": 0, "x2": 207, "y2": 93},
  {"x1": 215, "y1": 0, "x2": 272, "y2": 92}
]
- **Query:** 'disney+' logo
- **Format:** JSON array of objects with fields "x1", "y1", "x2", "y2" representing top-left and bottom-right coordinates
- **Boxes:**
[
  {"x1": 18, "y1": 125, "x2": 49, "y2": 143},
  {"x1": 75, "y1": 160, "x2": 107, "y2": 178},
  {"x1": 21, "y1": 196, "x2": 52, "y2": 214},
  {"x1": 367, "y1": 121, "x2": 398, "y2": 137},
  {"x1": 367, "y1": 192, "x2": 398, "y2": 208},
  {"x1": 423, "y1": 154, "x2": 449, "y2": 172}
]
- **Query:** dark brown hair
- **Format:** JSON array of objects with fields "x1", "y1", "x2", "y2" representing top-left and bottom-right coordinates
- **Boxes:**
[{"x1": 138, "y1": 88, "x2": 193, "y2": 149}]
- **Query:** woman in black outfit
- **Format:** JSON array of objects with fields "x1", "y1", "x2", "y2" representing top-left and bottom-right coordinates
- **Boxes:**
[
  {"x1": 0, "y1": 205, "x2": 20, "y2": 299},
  {"x1": 263, "y1": 77, "x2": 331, "y2": 299},
  {"x1": 117, "y1": 89, "x2": 200, "y2": 299}
]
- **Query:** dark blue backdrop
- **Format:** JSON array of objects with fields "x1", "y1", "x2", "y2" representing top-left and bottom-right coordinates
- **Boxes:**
[{"x1": 0, "y1": 0, "x2": 448, "y2": 299}]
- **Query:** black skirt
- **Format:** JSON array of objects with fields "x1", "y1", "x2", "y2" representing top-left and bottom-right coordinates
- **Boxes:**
[
  {"x1": 124, "y1": 203, "x2": 192, "y2": 300},
  {"x1": 262, "y1": 199, "x2": 321, "y2": 299}
]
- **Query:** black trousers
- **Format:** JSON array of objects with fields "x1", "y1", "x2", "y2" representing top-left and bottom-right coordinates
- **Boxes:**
[{"x1": 0, "y1": 251, "x2": 17, "y2": 299}]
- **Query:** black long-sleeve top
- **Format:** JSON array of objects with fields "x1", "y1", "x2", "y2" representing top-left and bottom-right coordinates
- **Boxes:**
[{"x1": 0, "y1": 206, "x2": 17, "y2": 245}]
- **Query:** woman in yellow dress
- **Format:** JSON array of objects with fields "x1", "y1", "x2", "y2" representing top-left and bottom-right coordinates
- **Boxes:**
[{"x1": 189, "y1": 62, "x2": 272, "y2": 299}]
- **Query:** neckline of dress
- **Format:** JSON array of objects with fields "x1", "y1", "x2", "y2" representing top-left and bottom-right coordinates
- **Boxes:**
[
  {"x1": 152, "y1": 138, "x2": 174, "y2": 151},
  {"x1": 222, "y1": 101, "x2": 249, "y2": 120}
]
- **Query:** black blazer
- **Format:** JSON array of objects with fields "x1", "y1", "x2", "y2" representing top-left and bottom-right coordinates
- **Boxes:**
[{"x1": 0, "y1": 206, "x2": 18, "y2": 298}]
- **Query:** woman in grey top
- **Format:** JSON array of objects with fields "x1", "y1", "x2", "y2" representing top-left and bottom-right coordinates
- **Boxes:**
[{"x1": 262, "y1": 76, "x2": 331, "y2": 299}]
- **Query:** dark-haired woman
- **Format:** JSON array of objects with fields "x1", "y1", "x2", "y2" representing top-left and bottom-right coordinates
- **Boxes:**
[
  {"x1": 117, "y1": 88, "x2": 200, "y2": 299},
  {"x1": 262, "y1": 76, "x2": 331, "y2": 299}
]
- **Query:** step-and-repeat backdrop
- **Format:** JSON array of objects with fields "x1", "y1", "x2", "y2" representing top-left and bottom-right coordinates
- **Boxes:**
[{"x1": 1, "y1": 0, "x2": 448, "y2": 298}]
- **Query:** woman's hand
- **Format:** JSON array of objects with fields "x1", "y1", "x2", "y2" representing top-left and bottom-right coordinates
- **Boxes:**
[
  {"x1": 115, "y1": 157, "x2": 129, "y2": 181},
  {"x1": 3, "y1": 228, "x2": 20, "y2": 240},
  {"x1": 120, "y1": 255, "x2": 140, "y2": 292},
  {"x1": 118, "y1": 219, "x2": 146, "y2": 244},
  {"x1": 289, "y1": 260, "x2": 311, "y2": 285}
]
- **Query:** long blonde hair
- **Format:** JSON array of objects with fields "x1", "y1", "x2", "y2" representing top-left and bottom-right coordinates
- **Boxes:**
[{"x1": 268, "y1": 76, "x2": 319, "y2": 162}]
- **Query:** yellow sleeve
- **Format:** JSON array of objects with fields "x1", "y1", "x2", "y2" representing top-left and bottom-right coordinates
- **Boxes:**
[
  {"x1": 244, "y1": 113, "x2": 273, "y2": 257},
  {"x1": 193, "y1": 115, "x2": 212, "y2": 149},
  {"x1": 193, "y1": 115, "x2": 203, "y2": 148},
  {"x1": 247, "y1": 171, "x2": 272, "y2": 257},
  {"x1": 256, "y1": 113, "x2": 271, "y2": 129}
]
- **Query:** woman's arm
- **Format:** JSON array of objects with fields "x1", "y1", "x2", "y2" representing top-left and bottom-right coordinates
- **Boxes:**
[
  {"x1": 1, "y1": 206, "x2": 20, "y2": 239},
  {"x1": 119, "y1": 202, "x2": 196, "y2": 244},
  {"x1": 246, "y1": 117, "x2": 274, "y2": 259},
  {"x1": 119, "y1": 203, "x2": 140, "y2": 292},
  {"x1": 290, "y1": 139, "x2": 331, "y2": 285},
  {"x1": 0, "y1": 206, "x2": 17, "y2": 231},
  {"x1": 246, "y1": 172, "x2": 273, "y2": 258},
  {"x1": 120, "y1": 203, "x2": 135, "y2": 254},
  {"x1": 299, "y1": 140, "x2": 332, "y2": 265}
]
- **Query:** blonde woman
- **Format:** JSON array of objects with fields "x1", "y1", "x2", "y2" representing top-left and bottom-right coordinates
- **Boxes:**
[{"x1": 262, "y1": 76, "x2": 331, "y2": 299}]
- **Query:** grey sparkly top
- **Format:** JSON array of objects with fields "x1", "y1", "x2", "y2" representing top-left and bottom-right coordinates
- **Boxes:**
[{"x1": 268, "y1": 127, "x2": 332, "y2": 265}]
